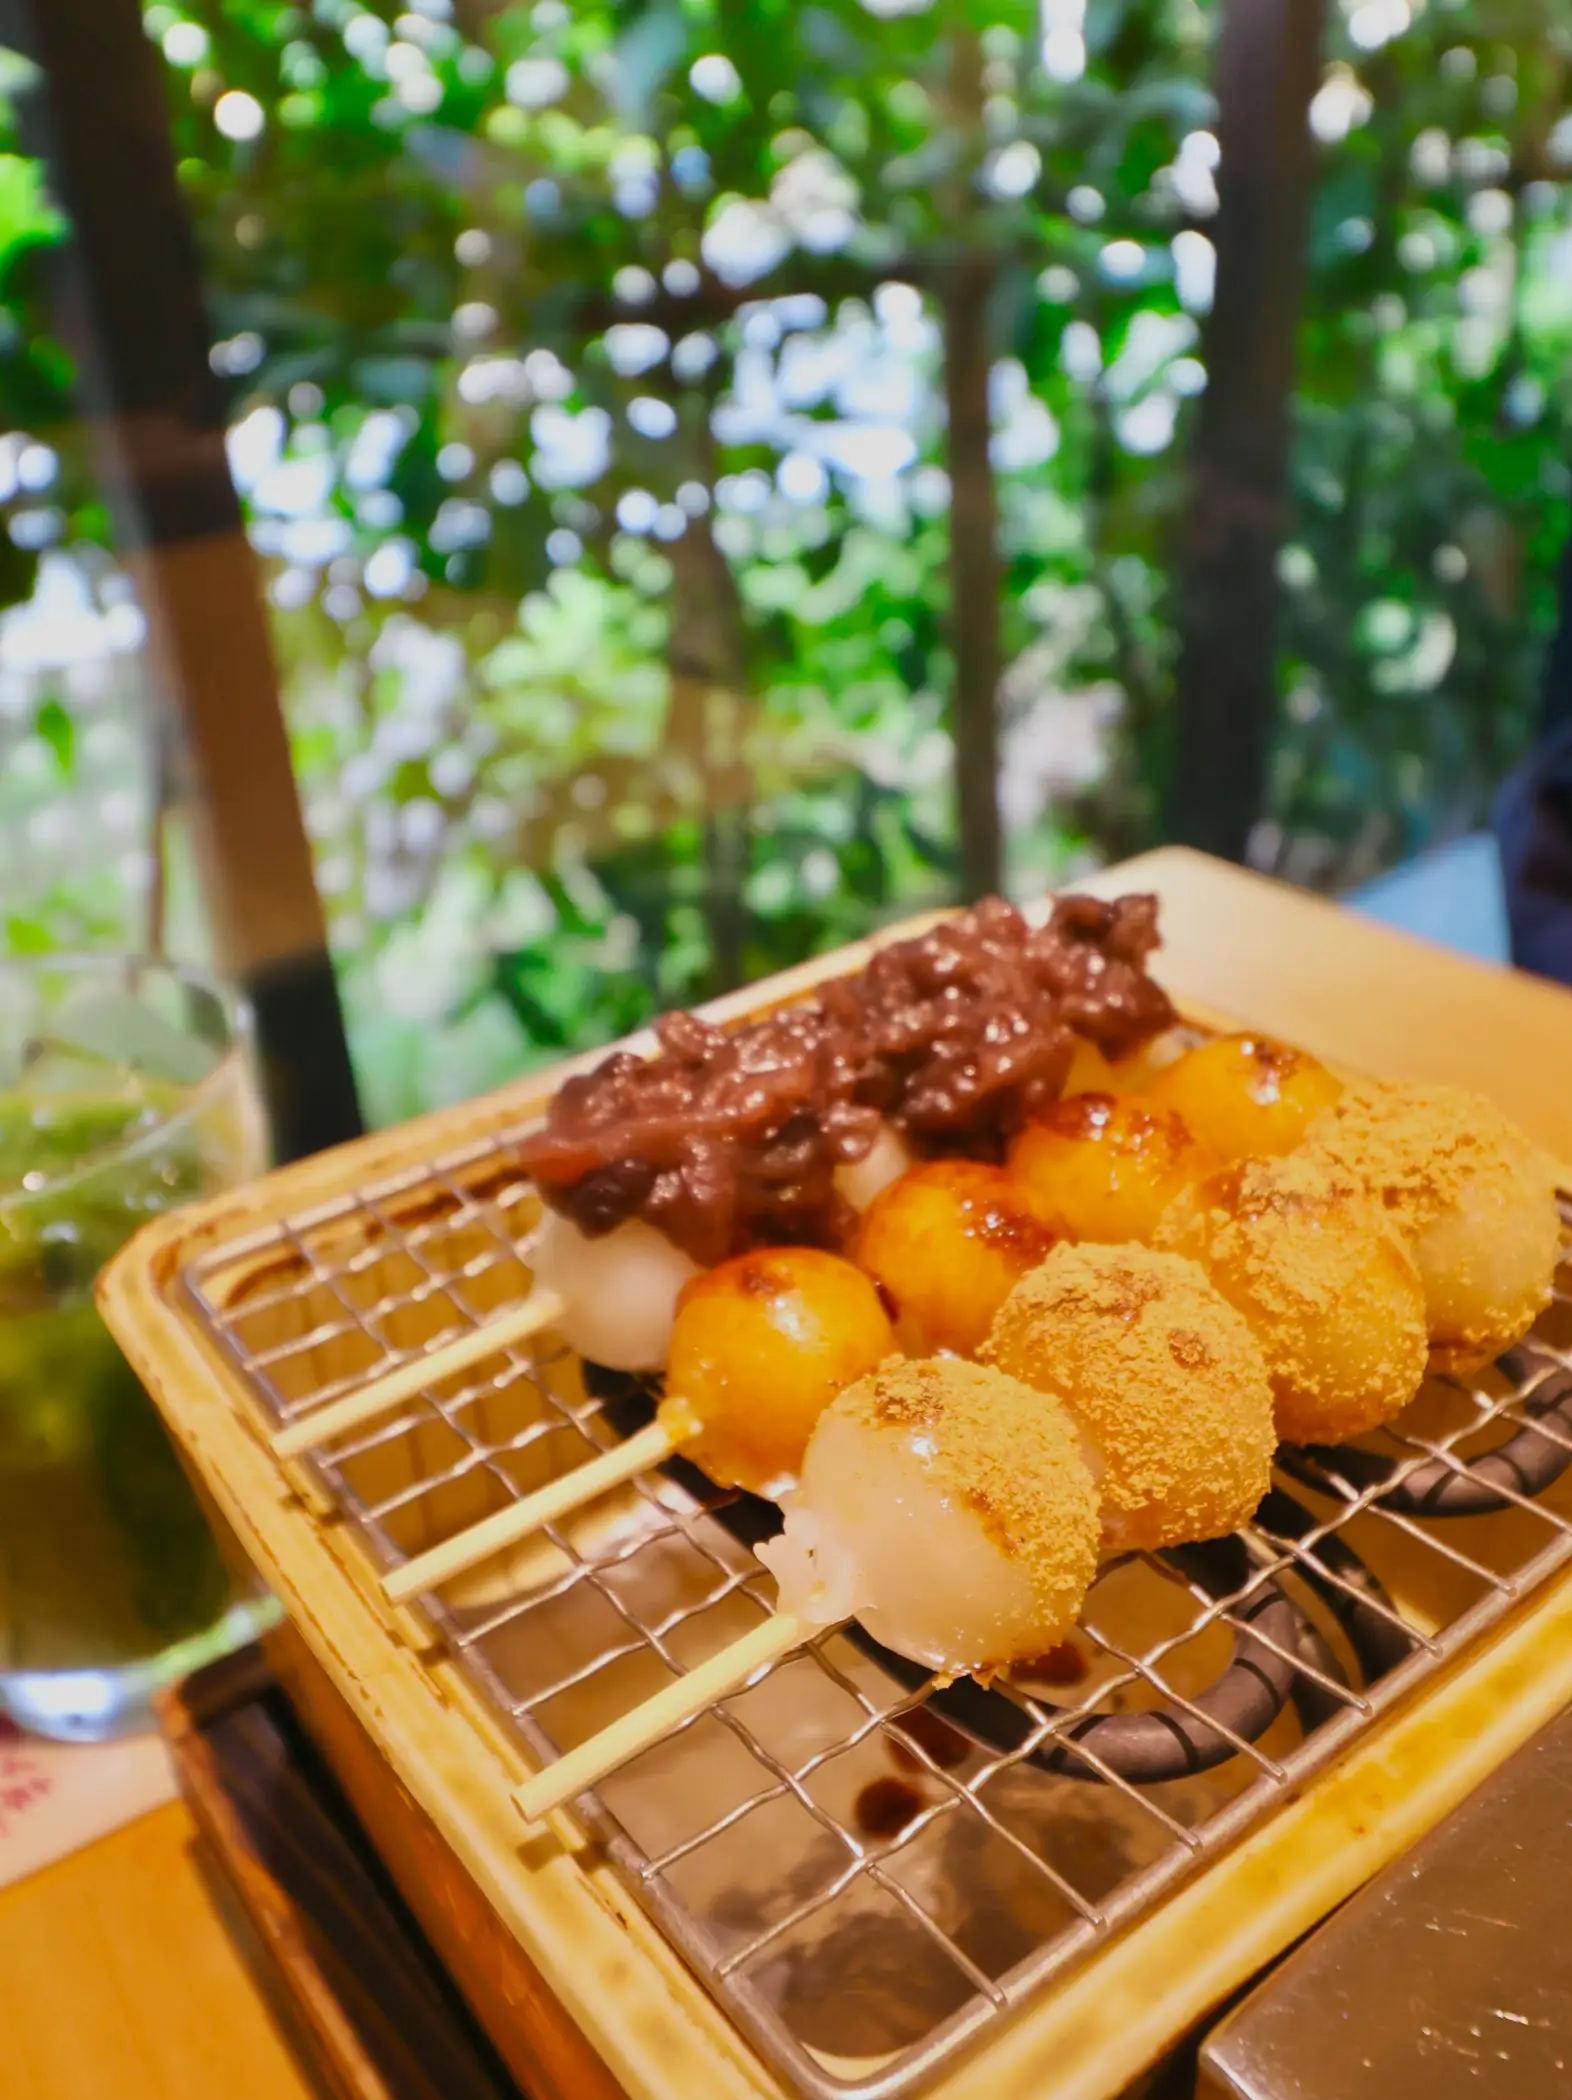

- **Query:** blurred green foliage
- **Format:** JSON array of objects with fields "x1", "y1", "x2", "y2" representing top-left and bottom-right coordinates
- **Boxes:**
[{"x1": 0, "y1": 0, "x2": 1569, "y2": 1121}]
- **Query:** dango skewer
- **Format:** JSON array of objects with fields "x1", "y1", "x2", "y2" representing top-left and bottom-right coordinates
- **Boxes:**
[
  {"x1": 272, "y1": 884, "x2": 1176, "y2": 1462},
  {"x1": 514, "y1": 1358, "x2": 1101, "y2": 1824},
  {"x1": 271, "y1": 1213, "x2": 707, "y2": 1461},
  {"x1": 270, "y1": 1281, "x2": 575, "y2": 1460},
  {"x1": 382, "y1": 1246, "x2": 895, "y2": 1605},
  {"x1": 515, "y1": 1610, "x2": 813, "y2": 1827}
]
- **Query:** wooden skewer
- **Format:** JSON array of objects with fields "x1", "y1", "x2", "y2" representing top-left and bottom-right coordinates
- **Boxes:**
[
  {"x1": 513, "y1": 1609, "x2": 812, "y2": 1825},
  {"x1": 270, "y1": 1288, "x2": 567, "y2": 1459},
  {"x1": 383, "y1": 1405, "x2": 699, "y2": 1605}
]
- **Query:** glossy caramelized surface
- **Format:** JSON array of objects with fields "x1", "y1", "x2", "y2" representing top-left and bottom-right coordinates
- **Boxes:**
[
  {"x1": 665, "y1": 1247, "x2": 896, "y2": 1496},
  {"x1": 853, "y1": 1159, "x2": 1062, "y2": 1357},
  {"x1": 1009, "y1": 1092, "x2": 1214, "y2": 1244},
  {"x1": 1146, "y1": 1033, "x2": 1343, "y2": 1162}
]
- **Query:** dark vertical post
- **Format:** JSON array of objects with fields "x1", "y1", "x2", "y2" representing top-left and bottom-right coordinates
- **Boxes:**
[
  {"x1": 4, "y1": 0, "x2": 363, "y2": 1159},
  {"x1": 939, "y1": 12, "x2": 1004, "y2": 905},
  {"x1": 943, "y1": 255, "x2": 1005, "y2": 903},
  {"x1": 1167, "y1": 0, "x2": 1326, "y2": 862}
]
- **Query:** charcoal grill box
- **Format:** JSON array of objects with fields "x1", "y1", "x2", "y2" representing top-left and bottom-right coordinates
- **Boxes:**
[{"x1": 96, "y1": 853, "x2": 1572, "y2": 2100}]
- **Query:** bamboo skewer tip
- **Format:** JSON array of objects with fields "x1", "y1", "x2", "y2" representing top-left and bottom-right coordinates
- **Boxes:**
[
  {"x1": 513, "y1": 1609, "x2": 813, "y2": 1826},
  {"x1": 382, "y1": 1412, "x2": 685, "y2": 1605},
  {"x1": 268, "y1": 1284, "x2": 569, "y2": 1460}
]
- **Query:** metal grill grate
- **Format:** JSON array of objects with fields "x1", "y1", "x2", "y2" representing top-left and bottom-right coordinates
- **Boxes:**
[{"x1": 184, "y1": 1135, "x2": 1572, "y2": 2100}]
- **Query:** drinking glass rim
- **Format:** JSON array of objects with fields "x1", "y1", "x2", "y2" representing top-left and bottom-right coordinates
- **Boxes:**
[{"x1": 0, "y1": 952, "x2": 256, "y2": 1210}]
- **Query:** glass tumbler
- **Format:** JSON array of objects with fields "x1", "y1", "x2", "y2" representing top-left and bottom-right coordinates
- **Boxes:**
[{"x1": 0, "y1": 955, "x2": 270, "y2": 1740}]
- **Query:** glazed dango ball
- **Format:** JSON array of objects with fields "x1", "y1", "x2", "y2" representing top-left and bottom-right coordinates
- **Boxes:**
[
  {"x1": 983, "y1": 1243, "x2": 1275, "y2": 1552},
  {"x1": 1146, "y1": 1034, "x2": 1343, "y2": 1162},
  {"x1": 662, "y1": 1248, "x2": 897, "y2": 1497},
  {"x1": 1302, "y1": 1081, "x2": 1562, "y2": 1374},
  {"x1": 1008, "y1": 1093, "x2": 1215, "y2": 1245},
  {"x1": 853, "y1": 1160, "x2": 1062, "y2": 1358},
  {"x1": 1156, "y1": 1154, "x2": 1427, "y2": 1445},
  {"x1": 758, "y1": 1359, "x2": 1099, "y2": 1675},
  {"x1": 529, "y1": 1211, "x2": 704, "y2": 1373}
]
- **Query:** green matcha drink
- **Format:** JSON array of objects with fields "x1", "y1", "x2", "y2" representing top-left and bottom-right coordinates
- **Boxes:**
[{"x1": 0, "y1": 961, "x2": 268, "y2": 1738}]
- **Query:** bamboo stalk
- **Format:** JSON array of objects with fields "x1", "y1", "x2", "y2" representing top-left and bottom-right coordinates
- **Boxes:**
[
  {"x1": 270, "y1": 1288, "x2": 567, "y2": 1458},
  {"x1": 513, "y1": 1610, "x2": 811, "y2": 1825},
  {"x1": 383, "y1": 1413, "x2": 686, "y2": 1604}
]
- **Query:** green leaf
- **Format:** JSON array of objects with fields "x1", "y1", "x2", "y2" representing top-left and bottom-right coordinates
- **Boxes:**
[
  {"x1": 6, "y1": 915, "x2": 54, "y2": 956},
  {"x1": 33, "y1": 696, "x2": 74, "y2": 777},
  {"x1": 0, "y1": 152, "x2": 63, "y2": 261}
]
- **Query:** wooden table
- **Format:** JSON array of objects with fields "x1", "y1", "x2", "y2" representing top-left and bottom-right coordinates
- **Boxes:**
[
  {"x1": 0, "y1": 1801, "x2": 319, "y2": 2100},
  {"x1": 4, "y1": 845, "x2": 1572, "y2": 2100}
]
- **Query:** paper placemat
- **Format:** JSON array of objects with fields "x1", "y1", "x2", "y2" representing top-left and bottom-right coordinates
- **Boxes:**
[{"x1": 0, "y1": 1715, "x2": 177, "y2": 1892}]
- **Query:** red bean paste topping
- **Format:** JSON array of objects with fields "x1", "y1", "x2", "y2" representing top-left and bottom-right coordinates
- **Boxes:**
[{"x1": 518, "y1": 893, "x2": 1174, "y2": 1266}]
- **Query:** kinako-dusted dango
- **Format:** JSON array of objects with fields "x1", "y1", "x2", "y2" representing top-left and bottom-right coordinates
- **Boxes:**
[
  {"x1": 1302, "y1": 1080, "x2": 1562, "y2": 1374},
  {"x1": 1156, "y1": 1152, "x2": 1428, "y2": 1445},
  {"x1": 519, "y1": 1356, "x2": 1104, "y2": 1824},
  {"x1": 983, "y1": 1242, "x2": 1276, "y2": 1552},
  {"x1": 758, "y1": 1358, "x2": 1101, "y2": 1675}
]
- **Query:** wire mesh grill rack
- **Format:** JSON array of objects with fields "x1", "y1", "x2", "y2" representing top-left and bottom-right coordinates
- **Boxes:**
[{"x1": 183, "y1": 1128, "x2": 1572, "y2": 2100}]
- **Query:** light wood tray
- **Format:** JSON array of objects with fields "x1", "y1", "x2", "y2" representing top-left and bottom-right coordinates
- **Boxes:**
[{"x1": 97, "y1": 851, "x2": 1572, "y2": 2100}]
